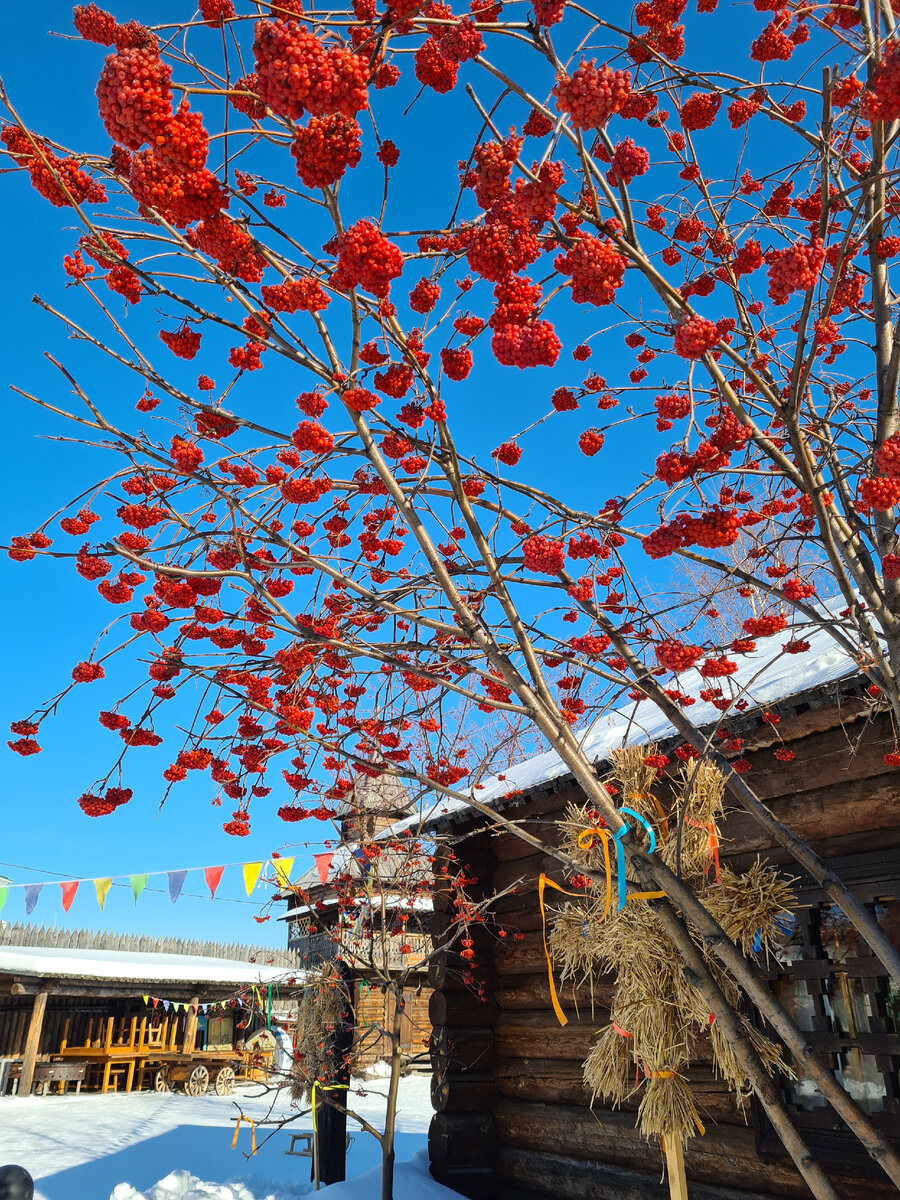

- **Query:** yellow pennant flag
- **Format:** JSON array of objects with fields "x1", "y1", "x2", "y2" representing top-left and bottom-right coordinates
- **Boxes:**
[
  {"x1": 94, "y1": 878, "x2": 113, "y2": 909},
  {"x1": 272, "y1": 858, "x2": 294, "y2": 889},
  {"x1": 243, "y1": 862, "x2": 263, "y2": 895},
  {"x1": 142, "y1": 995, "x2": 149, "y2": 1006}
]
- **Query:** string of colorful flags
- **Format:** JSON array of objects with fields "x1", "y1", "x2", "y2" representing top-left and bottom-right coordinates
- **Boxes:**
[
  {"x1": 141, "y1": 996, "x2": 234, "y2": 1014},
  {"x1": 0, "y1": 854, "x2": 328, "y2": 917}
]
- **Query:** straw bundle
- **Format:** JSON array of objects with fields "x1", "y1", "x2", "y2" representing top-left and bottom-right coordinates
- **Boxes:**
[
  {"x1": 291, "y1": 964, "x2": 349, "y2": 1103},
  {"x1": 545, "y1": 753, "x2": 795, "y2": 1149}
]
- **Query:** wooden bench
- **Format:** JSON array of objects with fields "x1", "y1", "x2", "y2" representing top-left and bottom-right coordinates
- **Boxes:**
[
  {"x1": 285, "y1": 1131, "x2": 353, "y2": 1157},
  {"x1": 32, "y1": 1062, "x2": 87, "y2": 1096}
]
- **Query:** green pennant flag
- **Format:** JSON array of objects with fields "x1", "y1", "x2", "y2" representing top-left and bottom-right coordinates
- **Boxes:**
[
  {"x1": 130, "y1": 875, "x2": 149, "y2": 903},
  {"x1": 0, "y1": 887, "x2": 7, "y2": 916}
]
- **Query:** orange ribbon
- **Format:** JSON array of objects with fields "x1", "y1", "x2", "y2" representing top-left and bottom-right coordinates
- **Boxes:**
[{"x1": 689, "y1": 819, "x2": 721, "y2": 882}]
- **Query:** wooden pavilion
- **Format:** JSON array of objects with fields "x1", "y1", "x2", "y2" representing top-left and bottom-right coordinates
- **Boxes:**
[
  {"x1": 0, "y1": 925, "x2": 300, "y2": 1096},
  {"x1": 424, "y1": 649, "x2": 900, "y2": 1199}
]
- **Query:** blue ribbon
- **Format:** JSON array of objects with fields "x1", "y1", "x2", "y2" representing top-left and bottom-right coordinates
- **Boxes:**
[{"x1": 612, "y1": 807, "x2": 658, "y2": 910}]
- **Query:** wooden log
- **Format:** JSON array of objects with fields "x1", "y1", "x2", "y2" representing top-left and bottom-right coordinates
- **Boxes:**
[
  {"x1": 182, "y1": 996, "x2": 199, "y2": 1054},
  {"x1": 19, "y1": 990, "x2": 48, "y2": 1095},
  {"x1": 429, "y1": 1165, "x2": 496, "y2": 1200},
  {"x1": 429, "y1": 988, "x2": 498, "y2": 1027},
  {"x1": 495, "y1": 932, "x2": 561, "y2": 978},
  {"x1": 494, "y1": 1145, "x2": 796, "y2": 1200},
  {"x1": 431, "y1": 1025, "x2": 495, "y2": 1072},
  {"x1": 491, "y1": 1101, "x2": 817, "y2": 1199},
  {"x1": 431, "y1": 1070, "x2": 497, "y2": 1112},
  {"x1": 427, "y1": 949, "x2": 497, "y2": 992},
  {"x1": 494, "y1": 973, "x2": 613, "y2": 1012},
  {"x1": 428, "y1": 1111, "x2": 496, "y2": 1170},
  {"x1": 494, "y1": 1010, "x2": 603, "y2": 1060}
]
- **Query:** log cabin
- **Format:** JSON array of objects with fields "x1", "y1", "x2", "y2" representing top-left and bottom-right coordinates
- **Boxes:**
[{"x1": 424, "y1": 620, "x2": 900, "y2": 1200}]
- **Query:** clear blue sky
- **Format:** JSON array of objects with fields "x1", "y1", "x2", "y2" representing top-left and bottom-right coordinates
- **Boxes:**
[{"x1": 0, "y1": 0, "x2": 797, "y2": 940}]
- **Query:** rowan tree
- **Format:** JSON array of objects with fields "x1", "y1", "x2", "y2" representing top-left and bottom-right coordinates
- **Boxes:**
[{"x1": 4, "y1": 2, "x2": 900, "y2": 1196}]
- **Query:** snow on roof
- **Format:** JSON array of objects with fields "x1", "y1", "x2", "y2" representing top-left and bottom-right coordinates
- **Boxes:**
[
  {"x1": 0, "y1": 945, "x2": 300, "y2": 985},
  {"x1": 398, "y1": 598, "x2": 861, "y2": 830},
  {"x1": 279, "y1": 894, "x2": 433, "y2": 921}
]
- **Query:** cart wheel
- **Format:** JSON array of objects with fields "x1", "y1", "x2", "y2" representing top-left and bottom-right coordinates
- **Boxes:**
[
  {"x1": 153, "y1": 1070, "x2": 170, "y2": 1093},
  {"x1": 214, "y1": 1066, "x2": 236, "y2": 1096},
  {"x1": 185, "y1": 1064, "x2": 209, "y2": 1097}
]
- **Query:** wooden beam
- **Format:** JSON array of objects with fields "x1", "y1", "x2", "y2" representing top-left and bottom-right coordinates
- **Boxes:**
[
  {"x1": 19, "y1": 990, "x2": 48, "y2": 1095},
  {"x1": 665, "y1": 1137, "x2": 689, "y2": 1200},
  {"x1": 182, "y1": 996, "x2": 200, "y2": 1054}
]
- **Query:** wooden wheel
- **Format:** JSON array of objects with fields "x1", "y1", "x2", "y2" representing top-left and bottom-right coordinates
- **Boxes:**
[
  {"x1": 214, "y1": 1066, "x2": 236, "y2": 1096},
  {"x1": 185, "y1": 1064, "x2": 209, "y2": 1096},
  {"x1": 153, "y1": 1069, "x2": 170, "y2": 1093}
]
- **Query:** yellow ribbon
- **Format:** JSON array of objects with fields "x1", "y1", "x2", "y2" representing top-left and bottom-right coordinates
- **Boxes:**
[
  {"x1": 311, "y1": 1081, "x2": 349, "y2": 1132},
  {"x1": 631, "y1": 791, "x2": 670, "y2": 838},
  {"x1": 231, "y1": 1115, "x2": 256, "y2": 1156}
]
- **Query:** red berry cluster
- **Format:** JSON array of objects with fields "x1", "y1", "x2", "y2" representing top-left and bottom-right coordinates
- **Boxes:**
[
  {"x1": 199, "y1": 0, "x2": 236, "y2": 27},
  {"x1": 1, "y1": 127, "x2": 106, "y2": 209},
  {"x1": 231, "y1": 73, "x2": 267, "y2": 120},
  {"x1": 578, "y1": 429, "x2": 605, "y2": 456},
  {"x1": 129, "y1": 151, "x2": 226, "y2": 227},
  {"x1": 343, "y1": 387, "x2": 380, "y2": 413},
  {"x1": 875, "y1": 237, "x2": 900, "y2": 259},
  {"x1": 291, "y1": 114, "x2": 362, "y2": 188},
  {"x1": 72, "y1": 661, "x2": 105, "y2": 683},
  {"x1": 414, "y1": 38, "x2": 459, "y2": 94},
  {"x1": 160, "y1": 324, "x2": 202, "y2": 360},
  {"x1": 293, "y1": 421, "x2": 335, "y2": 454},
  {"x1": 438, "y1": 17, "x2": 485, "y2": 62},
  {"x1": 608, "y1": 137, "x2": 650, "y2": 185},
  {"x1": 860, "y1": 476, "x2": 900, "y2": 511},
  {"x1": 766, "y1": 237, "x2": 825, "y2": 304},
  {"x1": 750, "y1": 18, "x2": 795, "y2": 63},
  {"x1": 655, "y1": 639, "x2": 702, "y2": 671},
  {"x1": 553, "y1": 61, "x2": 632, "y2": 130},
  {"x1": 673, "y1": 314, "x2": 719, "y2": 359},
  {"x1": 186, "y1": 215, "x2": 267, "y2": 282},
  {"x1": 883, "y1": 553, "x2": 900, "y2": 581},
  {"x1": 410, "y1": 278, "x2": 441, "y2": 313},
  {"x1": 492, "y1": 320, "x2": 561, "y2": 368},
  {"x1": 441, "y1": 347, "x2": 473, "y2": 380},
  {"x1": 261, "y1": 278, "x2": 330, "y2": 313},
  {"x1": 97, "y1": 46, "x2": 173, "y2": 151},
  {"x1": 73, "y1": 4, "x2": 117, "y2": 43},
  {"x1": 698, "y1": 656, "x2": 738, "y2": 678},
  {"x1": 331, "y1": 220, "x2": 404, "y2": 298},
  {"x1": 170, "y1": 436, "x2": 204, "y2": 472},
  {"x1": 533, "y1": 0, "x2": 566, "y2": 24},
  {"x1": 742, "y1": 612, "x2": 788, "y2": 637},
  {"x1": 875, "y1": 433, "x2": 900, "y2": 478},
  {"x1": 253, "y1": 20, "x2": 369, "y2": 120},
  {"x1": 522, "y1": 534, "x2": 566, "y2": 573},
  {"x1": 863, "y1": 46, "x2": 900, "y2": 122},
  {"x1": 79, "y1": 792, "x2": 125, "y2": 817},
  {"x1": 782, "y1": 578, "x2": 816, "y2": 601},
  {"x1": 555, "y1": 236, "x2": 627, "y2": 305},
  {"x1": 679, "y1": 91, "x2": 721, "y2": 130}
]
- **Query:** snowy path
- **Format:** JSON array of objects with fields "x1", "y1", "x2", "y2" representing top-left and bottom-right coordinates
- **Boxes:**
[{"x1": 0, "y1": 1075, "x2": 434, "y2": 1200}]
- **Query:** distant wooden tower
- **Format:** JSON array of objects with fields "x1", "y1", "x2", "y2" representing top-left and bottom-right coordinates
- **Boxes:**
[{"x1": 279, "y1": 771, "x2": 434, "y2": 1072}]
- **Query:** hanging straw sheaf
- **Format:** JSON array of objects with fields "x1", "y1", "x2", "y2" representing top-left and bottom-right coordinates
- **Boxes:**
[{"x1": 547, "y1": 754, "x2": 796, "y2": 1149}]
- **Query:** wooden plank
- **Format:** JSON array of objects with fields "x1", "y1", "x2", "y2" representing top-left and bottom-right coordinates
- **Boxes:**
[
  {"x1": 19, "y1": 991, "x2": 48, "y2": 1095},
  {"x1": 664, "y1": 1138, "x2": 688, "y2": 1200},
  {"x1": 182, "y1": 997, "x2": 199, "y2": 1054},
  {"x1": 429, "y1": 990, "x2": 498, "y2": 1027}
]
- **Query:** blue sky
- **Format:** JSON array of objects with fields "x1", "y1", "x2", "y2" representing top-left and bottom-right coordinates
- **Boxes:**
[{"x1": 0, "y1": 0, "x2": 831, "y2": 940}]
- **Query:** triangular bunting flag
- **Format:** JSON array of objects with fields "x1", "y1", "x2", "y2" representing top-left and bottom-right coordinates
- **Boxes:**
[
  {"x1": 152, "y1": 997, "x2": 159, "y2": 1008},
  {"x1": 272, "y1": 857, "x2": 294, "y2": 889},
  {"x1": 60, "y1": 881, "x2": 78, "y2": 913},
  {"x1": 167, "y1": 870, "x2": 187, "y2": 903},
  {"x1": 243, "y1": 862, "x2": 263, "y2": 895},
  {"x1": 173, "y1": 1002, "x2": 181, "y2": 1013},
  {"x1": 142, "y1": 995, "x2": 149, "y2": 1007},
  {"x1": 352, "y1": 847, "x2": 373, "y2": 878},
  {"x1": 94, "y1": 878, "x2": 113, "y2": 909},
  {"x1": 130, "y1": 875, "x2": 149, "y2": 903},
  {"x1": 204, "y1": 865, "x2": 225, "y2": 899},
  {"x1": 0, "y1": 887, "x2": 7, "y2": 916},
  {"x1": 24, "y1": 884, "x2": 42, "y2": 915},
  {"x1": 314, "y1": 852, "x2": 333, "y2": 884},
  {"x1": 162, "y1": 1000, "x2": 170, "y2": 1012}
]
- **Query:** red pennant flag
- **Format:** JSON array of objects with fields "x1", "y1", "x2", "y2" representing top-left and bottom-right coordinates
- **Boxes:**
[
  {"x1": 204, "y1": 865, "x2": 225, "y2": 899},
  {"x1": 60, "y1": 881, "x2": 79, "y2": 913},
  {"x1": 152, "y1": 997, "x2": 159, "y2": 1008},
  {"x1": 314, "y1": 852, "x2": 333, "y2": 884}
]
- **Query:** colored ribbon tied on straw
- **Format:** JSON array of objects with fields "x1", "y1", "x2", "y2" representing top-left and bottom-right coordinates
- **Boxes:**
[
  {"x1": 689, "y1": 818, "x2": 721, "y2": 882},
  {"x1": 231, "y1": 1115, "x2": 257, "y2": 1156},
  {"x1": 650, "y1": 1071, "x2": 706, "y2": 1138},
  {"x1": 541, "y1": 807, "x2": 665, "y2": 1027}
]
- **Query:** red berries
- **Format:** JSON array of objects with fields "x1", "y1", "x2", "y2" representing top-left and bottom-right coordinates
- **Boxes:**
[
  {"x1": 262, "y1": 278, "x2": 330, "y2": 313},
  {"x1": 766, "y1": 238, "x2": 824, "y2": 304},
  {"x1": 655, "y1": 639, "x2": 702, "y2": 671},
  {"x1": 73, "y1": 4, "x2": 117, "y2": 44},
  {"x1": 860, "y1": 477, "x2": 900, "y2": 511},
  {"x1": 553, "y1": 61, "x2": 632, "y2": 130},
  {"x1": 331, "y1": 220, "x2": 403, "y2": 298},
  {"x1": 493, "y1": 441, "x2": 522, "y2": 466},
  {"x1": 875, "y1": 433, "x2": 900, "y2": 479},
  {"x1": 293, "y1": 421, "x2": 335, "y2": 454},
  {"x1": 883, "y1": 554, "x2": 900, "y2": 581},
  {"x1": 555, "y1": 237, "x2": 627, "y2": 305},
  {"x1": 97, "y1": 46, "x2": 173, "y2": 151},
  {"x1": 72, "y1": 661, "x2": 105, "y2": 683},
  {"x1": 742, "y1": 612, "x2": 787, "y2": 637},
  {"x1": 441, "y1": 347, "x2": 473, "y2": 380},
  {"x1": 578, "y1": 429, "x2": 605, "y2": 456},
  {"x1": 252, "y1": 20, "x2": 369, "y2": 121},
  {"x1": 291, "y1": 114, "x2": 362, "y2": 188},
  {"x1": 679, "y1": 91, "x2": 721, "y2": 131},
  {"x1": 160, "y1": 324, "x2": 201, "y2": 359},
  {"x1": 863, "y1": 46, "x2": 900, "y2": 122},
  {"x1": 343, "y1": 387, "x2": 380, "y2": 413},
  {"x1": 522, "y1": 534, "x2": 565, "y2": 574},
  {"x1": 673, "y1": 314, "x2": 719, "y2": 359}
]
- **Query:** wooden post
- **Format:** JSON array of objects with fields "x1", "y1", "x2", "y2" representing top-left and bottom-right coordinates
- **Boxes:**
[
  {"x1": 182, "y1": 997, "x2": 200, "y2": 1054},
  {"x1": 19, "y1": 990, "x2": 48, "y2": 1096},
  {"x1": 665, "y1": 1137, "x2": 689, "y2": 1200}
]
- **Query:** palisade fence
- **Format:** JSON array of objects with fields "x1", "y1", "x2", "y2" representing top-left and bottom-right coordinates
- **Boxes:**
[{"x1": 0, "y1": 921, "x2": 303, "y2": 969}]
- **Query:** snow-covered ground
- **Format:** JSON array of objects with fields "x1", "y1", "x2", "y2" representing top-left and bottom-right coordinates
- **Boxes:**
[{"x1": 0, "y1": 1074, "x2": 440, "y2": 1200}]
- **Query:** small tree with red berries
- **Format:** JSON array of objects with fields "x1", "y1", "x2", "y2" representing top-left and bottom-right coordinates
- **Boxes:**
[{"x1": 4, "y1": 2, "x2": 900, "y2": 1195}]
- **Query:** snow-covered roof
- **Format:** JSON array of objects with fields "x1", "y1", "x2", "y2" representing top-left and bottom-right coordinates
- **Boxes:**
[
  {"x1": 0, "y1": 945, "x2": 299, "y2": 985},
  {"x1": 279, "y1": 894, "x2": 433, "y2": 921},
  {"x1": 397, "y1": 599, "x2": 862, "y2": 831}
]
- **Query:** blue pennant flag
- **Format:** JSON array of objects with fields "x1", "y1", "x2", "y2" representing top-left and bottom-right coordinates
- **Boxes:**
[
  {"x1": 352, "y1": 847, "x2": 372, "y2": 878},
  {"x1": 24, "y1": 884, "x2": 43, "y2": 915},
  {"x1": 168, "y1": 870, "x2": 187, "y2": 903}
]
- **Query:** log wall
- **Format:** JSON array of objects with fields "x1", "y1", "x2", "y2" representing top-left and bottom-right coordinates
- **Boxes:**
[
  {"x1": 352, "y1": 979, "x2": 433, "y2": 1071},
  {"x1": 428, "y1": 701, "x2": 900, "y2": 1200}
]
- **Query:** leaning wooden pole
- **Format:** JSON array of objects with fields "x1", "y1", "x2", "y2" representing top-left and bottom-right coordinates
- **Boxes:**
[{"x1": 19, "y1": 990, "x2": 48, "y2": 1096}]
